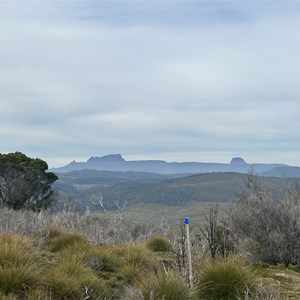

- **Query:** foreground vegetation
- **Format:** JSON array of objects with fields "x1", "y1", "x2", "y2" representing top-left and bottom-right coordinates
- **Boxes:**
[
  {"x1": 2, "y1": 152, "x2": 300, "y2": 298},
  {"x1": 1, "y1": 207, "x2": 300, "y2": 299}
]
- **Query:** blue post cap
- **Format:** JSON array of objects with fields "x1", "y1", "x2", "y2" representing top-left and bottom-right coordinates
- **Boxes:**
[{"x1": 184, "y1": 217, "x2": 189, "y2": 224}]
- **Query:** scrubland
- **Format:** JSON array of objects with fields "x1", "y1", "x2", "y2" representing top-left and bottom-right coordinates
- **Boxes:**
[{"x1": 1, "y1": 206, "x2": 300, "y2": 300}]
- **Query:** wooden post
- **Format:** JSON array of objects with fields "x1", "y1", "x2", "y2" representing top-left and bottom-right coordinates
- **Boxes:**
[{"x1": 185, "y1": 217, "x2": 193, "y2": 288}]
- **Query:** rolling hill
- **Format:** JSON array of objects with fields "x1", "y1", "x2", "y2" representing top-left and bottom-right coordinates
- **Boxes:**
[{"x1": 53, "y1": 170, "x2": 299, "y2": 211}]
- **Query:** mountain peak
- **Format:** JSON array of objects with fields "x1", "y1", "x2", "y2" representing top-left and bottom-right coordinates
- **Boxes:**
[
  {"x1": 87, "y1": 154, "x2": 125, "y2": 164},
  {"x1": 50, "y1": 154, "x2": 289, "y2": 175},
  {"x1": 230, "y1": 157, "x2": 247, "y2": 165}
]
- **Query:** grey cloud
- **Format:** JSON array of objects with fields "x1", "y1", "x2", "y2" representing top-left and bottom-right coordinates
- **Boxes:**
[{"x1": 0, "y1": 2, "x2": 300, "y2": 166}]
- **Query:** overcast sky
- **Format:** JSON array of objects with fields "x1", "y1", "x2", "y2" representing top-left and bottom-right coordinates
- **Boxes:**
[{"x1": 1, "y1": 1, "x2": 300, "y2": 167}]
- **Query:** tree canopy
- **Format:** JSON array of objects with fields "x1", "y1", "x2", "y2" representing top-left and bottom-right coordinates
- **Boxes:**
[{"x1": 0, "y1": 152, "x2": 58, "y2": 211}]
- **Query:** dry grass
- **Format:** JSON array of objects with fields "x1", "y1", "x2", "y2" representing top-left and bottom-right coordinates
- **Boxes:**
[
  {"x1": 0, "y1": 234, "x2": 43, "y2": 296},
  {"x1": 138, "y1": 271, "x2": 197, "y2": 300},
  {"x1": 146, "y1": 236, "x2": 172, "y2": 252},
  {"x1": 196, "y1": 256, "x2": 257, "y2": 300},
  {"x1": 258, "y1": 267, "x2": 300, "y2": 300},
  {"x1": 1, "y1": 208, "x2": 300, "y2": 299}
]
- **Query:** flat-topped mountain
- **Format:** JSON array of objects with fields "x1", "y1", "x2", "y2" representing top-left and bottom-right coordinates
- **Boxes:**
[
  {"x1": 50, "y1": 154, "x2": 291, "y2": 176},
  {"x1": 230, "y1": 157, "x2": 247, "y2": 165},
  {"x1": 87, "y1": 154, "x2": 125, "y2": 164}
]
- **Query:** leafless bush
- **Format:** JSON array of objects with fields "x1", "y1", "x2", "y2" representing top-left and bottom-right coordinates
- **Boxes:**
[
  {"x1": 199, "y1": 204, "x2": 219, "y2": 261},
  {"x1": 231, "y1": 173, "x2": 300, "y2": 267},
  {"x1": 52, "y1": 191, "x2": 80, "y2": 212},
  {"x1": 0, "y1": 207, "x2": 170, "y2": 245},
  {"x1": 50, "y1": 211, "x2": 170, "y2": 245},
  {"x1": 173, "y1": 219, "x2": 188, "y2": 276},
  {"x1": 0, "y1": 207, "x2": 51, "y2": 235}
]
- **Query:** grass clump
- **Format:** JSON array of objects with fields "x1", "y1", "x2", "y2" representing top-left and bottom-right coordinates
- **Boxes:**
[
  {"x1": 46, "y1": 253, "x2": 104, "y2": 299},
  {"x1": 0, "y1": 234, "x2": 42, "y2": 296},
  {"x1": 119, "y1": 245, "x2": 158, "y2": 284},
  {"x1": 146, "y1": 236, "x2": 172, "y2": 253},
  {"x1": 197, "y1": 256, "x2": 257, "y2": 300},
  {"x1": 0, "y1": 293, "x2": 17, "y2": 300},
  {"x1": 121, "y1": 245, "x2": 156, "y2": 268},
  {"x1": 47, "y1": 229, "x2": 89, "y2": 253},
  {"x1": 139, "y1": 271, "x2": 197, "y2": 300},
  {"x1": 106, "y1": 245, "x2": 158, "y2": 285},
  {"x1": 24, "y1": 289, "x2": 53, "y2": 300},
  {"x1": 121, "y1": 262, "x2": 145, "y2": 284},
  {"x1": 83, "y1": 246, "x2": 121, "y2": 274},
  {"x1": 45, "y1": 267, "x2": 82, "y2": 299}
]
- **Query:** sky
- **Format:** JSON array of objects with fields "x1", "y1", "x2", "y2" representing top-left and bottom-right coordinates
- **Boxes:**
[{"x1": 1, "y1": 1, "x2": 300, "y2": 168}]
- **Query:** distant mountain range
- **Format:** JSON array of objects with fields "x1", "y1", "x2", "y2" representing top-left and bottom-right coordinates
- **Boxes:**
[{"x1": 50, "y1": 154, "x2": 300, "y2": 178}]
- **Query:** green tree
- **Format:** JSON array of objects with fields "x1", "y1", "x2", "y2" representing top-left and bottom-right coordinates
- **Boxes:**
[{"x1": 0, "y1": 152, "x2": 58, "y2": 211}]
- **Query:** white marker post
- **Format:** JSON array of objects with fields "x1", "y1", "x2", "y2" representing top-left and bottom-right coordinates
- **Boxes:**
[{"x1": 185, "y1": 217, "x2": 193, "y2": 288}]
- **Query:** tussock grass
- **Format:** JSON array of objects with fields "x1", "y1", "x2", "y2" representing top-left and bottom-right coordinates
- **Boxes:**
[
  {"x1": 121, "y1": 262, "x2": 146, "y2": 284},
  {"x1": 0, "y1": 234, "x2": 42, "y2": 295},
  {"x1": 197, "y1": 256, "x2": 257, "y2": 300},
  {"x1": 109, "y1": 245, "x2": 159, "y2": 285},
  {"x1": 83, "y1": 246, "x2": 121, "y2": 274},
  {"x1": 146, "y1": 236, "x2": 172, "y2": 253},
  {"x1": 0, "y1": 293, "x2": 18, "y2": 300},
  {"x1": 47, "y1": 228, "x2": 89, "y2": 253},
  {"x1": 139, "y1": 271, "x2": 197, "y2": 300},
  {"x1": 24, "y1": 289, "x2": 53, "y2": 300},
  {"x1": 122, "y1": 245, "x2": 157, "y2": 268},
  {"x1": 0, "y1": 234, "x2": 37, "y2": 266},
  {"x1": 47, "y1": 249, "x2": 105, "y2": 299},
  {"x1": 1, "y1": 208, "x2": 300, "y2": 300},
  {"x1": 44, "y1": 267, "x2": 83, "y2": 299}
]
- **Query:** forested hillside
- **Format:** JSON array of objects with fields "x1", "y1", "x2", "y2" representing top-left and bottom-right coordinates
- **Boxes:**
[{"x1": 54, "y1": 170, "x2": 300, "y2": 211}]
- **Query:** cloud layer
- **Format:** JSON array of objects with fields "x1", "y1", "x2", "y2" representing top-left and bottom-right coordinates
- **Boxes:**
[{"x1": 1, "y1": 2, "x2": 300, "y2": 167}]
